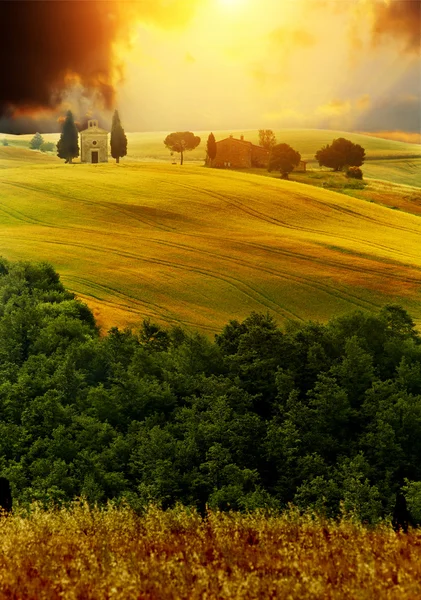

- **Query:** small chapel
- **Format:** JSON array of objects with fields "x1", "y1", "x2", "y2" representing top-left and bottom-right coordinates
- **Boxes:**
[{"x1": 80, "y1": 120, "x2": 109, "y2": 163}]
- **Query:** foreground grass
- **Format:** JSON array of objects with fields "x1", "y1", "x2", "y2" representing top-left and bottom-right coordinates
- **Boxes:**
[{"x1": 0, "y1": 504, "x2": 420, "y2": 599}]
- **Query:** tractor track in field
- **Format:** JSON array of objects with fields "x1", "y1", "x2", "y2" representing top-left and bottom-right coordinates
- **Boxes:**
[
  {"x1": 139, "y1": 236, "x2": 380, "y2": 311},
  {"x1": 3, "y1": 173, "x2": 421, "y2": 322},
  {"x1": 9, "y1": 228, "x2": 383, "y2": 318},
  {"x1": 0, "y1": 180, "x2": 177, "y2": 234},
  {"x1": 24, "y1": 237, "x2": 301, "y2": 322},
  {"x1": 5, "y1": 222, "x2": 421, "y2": 318},
  {"x1": 66, "y1": 275, "x2": 218, "y2": 333},
  {"x1": 169, "y1": 180, "x2": 421, "y2": 263},
  {"x1": 4, "y1": 177, "x2": 421, "y2": 264}
]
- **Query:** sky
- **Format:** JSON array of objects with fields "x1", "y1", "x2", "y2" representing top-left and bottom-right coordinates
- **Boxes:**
[{"x1": 0, "y1": 0, "x2": 420, "y2": 134}]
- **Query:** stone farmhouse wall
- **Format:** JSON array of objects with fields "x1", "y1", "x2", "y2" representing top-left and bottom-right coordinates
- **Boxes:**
[{"x1": 212, "y1": 136, "x2": 270, "y2": 169}]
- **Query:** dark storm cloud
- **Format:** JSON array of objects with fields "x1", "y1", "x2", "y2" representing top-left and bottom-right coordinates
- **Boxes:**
[
  {"x1": 372, "y1": 0, "x2": 421, "y2": 53},
  {"x1": 0, "y1": 1, "x2": 121, "y2": 115},
  {"x1": 355, "y1": 94, "x2": 421, "y2": 133},
  {"x1": 0, "y1": 0, "x2": 203, "y2": 133}
]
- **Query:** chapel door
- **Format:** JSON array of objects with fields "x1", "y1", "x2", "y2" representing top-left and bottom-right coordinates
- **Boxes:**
[{"x1": 91, "y1": 151, "x2": 99, "y2": 164}]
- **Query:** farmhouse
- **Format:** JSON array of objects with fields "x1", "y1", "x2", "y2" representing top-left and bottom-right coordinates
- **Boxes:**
[
  {"x1": 80, "y1": 120, "x2": 108, "y2": 163},
  {"x1": 212, "y1": 135, "x2": 270, "y2": 168}
]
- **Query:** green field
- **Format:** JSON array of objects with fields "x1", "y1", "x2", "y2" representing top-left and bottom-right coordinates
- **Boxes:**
[
  {"x1": 363, "y1": 157, "x2": 421, "y2": 187},
  {"x1": 1, "y1": 141, "x2": 421, "y2": 334}
]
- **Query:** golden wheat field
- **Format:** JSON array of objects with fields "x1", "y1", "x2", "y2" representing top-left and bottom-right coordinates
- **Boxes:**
[
  {"x1": 1, "y1": 144, "x2": 421, "y2": 333},
  {"x1": 0, "y1": 504, "x2": 420, "y2": 600}
]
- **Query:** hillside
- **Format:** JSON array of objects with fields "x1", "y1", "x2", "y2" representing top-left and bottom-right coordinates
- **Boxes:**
[
  {"x1": 1, "y1": 155, "x2": 421, "y2": 333},
  {"x1": 4, "y1": 128, "x2": 421, "y2": 163}
]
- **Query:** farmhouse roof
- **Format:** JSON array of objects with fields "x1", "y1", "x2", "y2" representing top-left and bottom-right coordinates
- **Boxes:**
[{"x1": 217, "y1": 136, "x2": 267, "y2": 151}]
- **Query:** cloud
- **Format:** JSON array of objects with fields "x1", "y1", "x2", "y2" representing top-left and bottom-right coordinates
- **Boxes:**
[
  {"x1": 316, "y1": 99, "x2": 352, "y2": 117},
  {"x1": 371, "y1": 0, "x2": 421, "y2": 53},
  {"x1": 0, "y1": 0, "x2": 204, "y2": 131},
  {"x1": 355, "y1": 94, "x2": 421, "y2": 132},
  {"x1": 356, "y1": 94, "x2": 371, "y2": 111}
]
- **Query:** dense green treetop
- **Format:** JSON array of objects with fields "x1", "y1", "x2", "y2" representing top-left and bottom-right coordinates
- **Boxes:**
[
  {"x1": 315, "y1": 137, "x2": 366, "y2": 171},
  {"x1": 0, "y1": 258, "x2": 421, "y2": 523}
]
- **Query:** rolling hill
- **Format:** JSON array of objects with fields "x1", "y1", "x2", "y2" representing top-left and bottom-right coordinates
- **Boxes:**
[
  {"x1": 1, "y1": 147, "x2": 421, "y2": 334},
  {"x1": 4, "y1": 128, "x2": 421, "y2": 162}
]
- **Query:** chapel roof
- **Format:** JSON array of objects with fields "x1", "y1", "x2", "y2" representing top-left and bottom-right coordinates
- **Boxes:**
[{"x1": 80, "y1": 125, "x2": 108, "y2": 135}]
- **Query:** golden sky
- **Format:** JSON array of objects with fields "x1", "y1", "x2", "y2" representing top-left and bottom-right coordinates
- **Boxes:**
[
  {"x1": 0, "y1": 0, "x2": 419, "y2": 134},
  {"x1": 115, "y1": 0, "x2": 420, "y2": 132}
]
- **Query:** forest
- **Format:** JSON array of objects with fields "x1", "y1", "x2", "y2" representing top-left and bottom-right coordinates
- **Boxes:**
[{"x1": 1, "y1": 258, "x2": 421, "y2": 524}]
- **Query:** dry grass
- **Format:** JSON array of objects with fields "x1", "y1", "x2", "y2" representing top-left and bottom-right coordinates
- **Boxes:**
[{"x1": 0, "y1": 504, "x2": 420, "y2": 599}]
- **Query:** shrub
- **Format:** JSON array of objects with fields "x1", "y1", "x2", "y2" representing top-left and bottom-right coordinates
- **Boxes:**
[
  {"x1": 40, "y1": 142, "x2": 55, "y2": 153},
  {"x1": 1, "y1": 138, "x2": 8, "y2": 146},
  {"x1": 346, "y1": 166, "x2": 363, "y2": 180}
]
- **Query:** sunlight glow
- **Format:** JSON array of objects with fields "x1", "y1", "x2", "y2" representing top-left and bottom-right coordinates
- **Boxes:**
[{"x1": 218, "y1": 0, "x2": 244, "y2": 9}]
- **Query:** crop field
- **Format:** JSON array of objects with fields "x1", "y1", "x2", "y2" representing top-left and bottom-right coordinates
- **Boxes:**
[
  {"x1": 0, "y1": 504, "x2": 420, "y2": 599},
  {"x1": 363, "y1": 158, "x2": 421, "y2": 188},
  {"x1": 1, "y1": 143, "x2": 421, "y2": 334}
]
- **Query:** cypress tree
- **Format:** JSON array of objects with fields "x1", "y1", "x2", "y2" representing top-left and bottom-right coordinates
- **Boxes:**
[
  {"x1": 206, "y1": 132, "x2": 217, "y2": 165},
  {"x1": 57, "y1": 111, "x2": 79, "y2": 164},
  {"x1": 110, "y1": 109, "x2": 127, "y2": 164}
]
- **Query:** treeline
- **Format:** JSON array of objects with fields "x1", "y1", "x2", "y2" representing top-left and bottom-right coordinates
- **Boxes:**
[{"x1": 1, "y1": 258, "x2": 421, "y2": 522}]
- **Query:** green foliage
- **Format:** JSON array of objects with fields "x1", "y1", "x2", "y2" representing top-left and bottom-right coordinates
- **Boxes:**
[
  {"x1": 110, "y1": 109, "x2": 127, "y2": 164},
  {"x1": 1, "y1": 258, "x2": 421, "y2": 524},
  {"x1": 346, "y1": 166, "x2": 363, "y2": 179},
  {"x1": 268, "y1": 143, "x2": 301, "y2": 179},
  {"x1": 1, "y1": 138, "x2": 8, "y2": 146},
  {"x1": 40, "y1": 142, "x2": 55, "y2": 153},
  {"x1": 402, "y1": 479, "x2": 421, "y2": 523},
  {"x1": 57, "y1": 111, "x2": 79, "y2": 164},
  {"x1": 164, "y1": 132, "x2": 201, "y2": 166},
  {"x1": 315, "y1": 137, "x2": 365, "y2": 171},
  {"x1": 29, "y1": 132, "x2": 44, "y2": 150},
  {"x1": 258, "y1": 129, "x2": 277, "y2": 150}
]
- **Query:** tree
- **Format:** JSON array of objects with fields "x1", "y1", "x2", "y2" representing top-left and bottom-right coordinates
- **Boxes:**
[
  {"x1": 315, "y1": 137, "x2": 365, "y2": 171},
  {"x1": 110, "y1": 109, "x2": 127, "y2": 164},
  {"x1": 164, "y1": 131, "x2": 201, "y2": 166},
  {"x1": 29, "y1": 132, "x2": 44, "y2": 150},
  {"x1": 268, "y1": 143, "x2": 301, "y2": 179},
  {"x1": 258, "y1": 129, "x2": 277, "y2": 150},
  {"x1": 206, "y1": 132, "x2": 217, "y2": 165},
  {"x1": 57, "y1": 111, "x2": 79, "y2": 164}
]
